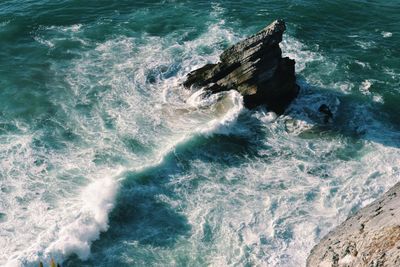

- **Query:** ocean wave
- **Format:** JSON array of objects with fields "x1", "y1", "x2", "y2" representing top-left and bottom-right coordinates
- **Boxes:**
[
  {"x1": 2, "y1": 4, "x2": 399, "y2": 267},
  {"x1": 2, "y1": 15, "x2": 245, "y2": 266}
]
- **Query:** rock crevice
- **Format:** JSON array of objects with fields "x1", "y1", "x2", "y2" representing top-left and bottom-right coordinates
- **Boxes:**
[{"x1": 184, "y1": 19, "x2": 299, "y2": 114}]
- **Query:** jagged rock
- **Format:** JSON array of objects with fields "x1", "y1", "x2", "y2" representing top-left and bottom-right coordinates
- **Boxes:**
[
  {"x1": 183, "y1": 19, "x2": 299, "y2": 114},
  {"x1": 307, "y1": 182, "x2": 400, "y2": 267}
]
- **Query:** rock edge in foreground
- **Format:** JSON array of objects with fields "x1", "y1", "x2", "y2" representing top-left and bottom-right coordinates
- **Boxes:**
[
  {"x1": 183, "y1": 19, "x2": 299, "y2": 114},
  {"x1": 307, "y1": 183, "x2": 400, "y2": 267}
]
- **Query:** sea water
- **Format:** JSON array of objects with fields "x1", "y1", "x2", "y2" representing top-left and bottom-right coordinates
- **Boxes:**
[{"x1": 0, "y1": 1, "x2": 399, "y2": 266}]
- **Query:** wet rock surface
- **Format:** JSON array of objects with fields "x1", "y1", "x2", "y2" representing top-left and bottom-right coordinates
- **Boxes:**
[
  {"x1": 183, "y1": 19, "x2": 299, "y2": 114},
  {"x1": 307, "y1": 183, "x2": 400, "y2": 267}
]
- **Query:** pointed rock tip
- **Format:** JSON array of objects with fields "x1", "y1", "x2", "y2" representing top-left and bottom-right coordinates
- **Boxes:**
[{"x1": 263, "y1": 19, "x2": 286, "y2": 33}]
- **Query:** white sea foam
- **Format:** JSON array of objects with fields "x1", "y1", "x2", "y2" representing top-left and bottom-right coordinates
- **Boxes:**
[
  {"x1": 357, "y1": 80, "x2": 386, "y2": 109},
  {"x1": 157, "y1": 29, "x2": 400, "y2": 267},
  {"x1": 3, "y1": 10, "x2": 400, "y2": 267},
  {"x1": 198, "y1": 90, "x2": 244, "y2": 136},
  {"x1": 0, "y1": 20, "x2": 10, "y2": 27},
  {"x1": 360, "y1": 79, "x2": 373, "y2": 95},
  {"x1": 354, "y1": 60, "x2": 370, "y2": 69},
  {"x1": 281, "y1": 36, "x2": 324, "y2": 73},
  {"x1": 355, "y1": 40, "x2": 375, "y2": 49},
  {"x1": 384, "y1": 67, "x2": 400, "y2": 81},
  {"x1": 156, "y1": 27, "x2": 400, "y2": 267},
  {"x1": 334, "y1": 81, "x2": 353, "y2": 93},
  {"x1": 381, "y1": 31, "x2": 393, "y2": 38},
  {"x1": 44, "y1": 175, "x2": 120, "y2": 261},
  {"x1": 173, "y1": 111, "x2": 400, "y2": 266},
  {"x1": 1, "y1": 15, "x2": 246, "y2": 266},
  {"x1": 372, "y1": 94, "x2": 384, "y2": 103},
  {"x1": 33, "y1": 36, "x2": 55, "y2": 48},
  {"x1": 43, "y1": 24, "x2": 83, "y2": 33}
]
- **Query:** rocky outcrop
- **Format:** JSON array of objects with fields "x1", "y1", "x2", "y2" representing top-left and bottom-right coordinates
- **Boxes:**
[
  {"x1": 307, "y1": 183, "x2": 400, "y2": 267},
  {"x1": 183, "y1": 19, "x2": 299, "y2": 114}
]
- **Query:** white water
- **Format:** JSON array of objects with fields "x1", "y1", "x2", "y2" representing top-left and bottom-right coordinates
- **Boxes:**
[
  {"x1": 1, "y1": 18, "x2": 245, "y2": 266},
  {"x1": 1, "y1": 11, "x2": 399, "y2": 267}
]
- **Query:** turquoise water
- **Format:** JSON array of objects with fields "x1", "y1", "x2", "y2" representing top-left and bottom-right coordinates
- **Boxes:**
[{"x1": 0, "y1": 1, "x2": 399, "y2": 266}]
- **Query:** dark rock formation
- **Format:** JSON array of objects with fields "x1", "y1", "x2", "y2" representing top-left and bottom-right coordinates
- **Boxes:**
[
  {"x1": 319, "y1": 104, "x2": 333, "y2": 123},
  {"x1": 183, "y1": 19, "x2": 299, "y2": 114},
  {"x1": 307, "y1": 182, "x2": 400, "y2": 267}
]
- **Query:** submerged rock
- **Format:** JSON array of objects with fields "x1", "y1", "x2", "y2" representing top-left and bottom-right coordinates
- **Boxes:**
[
  {"x1": 307, "y1": 182, "x2": 400, "y2": 267},
  {"x1": 183, "y1": 19, "x2": 299, "y2": 114},
  {"x1": 318, "y1": 104, "x2": 333, "y2": 123}
]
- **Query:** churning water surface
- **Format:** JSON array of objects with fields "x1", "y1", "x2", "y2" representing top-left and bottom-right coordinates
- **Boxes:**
[{"x1": 0, "y1": 1, "x2": 399, "y2": 266}]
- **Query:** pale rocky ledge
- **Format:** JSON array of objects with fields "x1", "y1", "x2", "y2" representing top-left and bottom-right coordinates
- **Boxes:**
[{"x1": 307, "y1": 182, "x2": 400, "y2": 267}]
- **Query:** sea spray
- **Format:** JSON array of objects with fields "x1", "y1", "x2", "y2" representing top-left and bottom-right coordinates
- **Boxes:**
[
  {"x1": 1, "y1": 1, "x2": 399, "y2": 266},
  {"x1": 45, "y1": 175, "x2": 121, "y2": 261}
]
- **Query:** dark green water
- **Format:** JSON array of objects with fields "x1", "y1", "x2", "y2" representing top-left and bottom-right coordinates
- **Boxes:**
[{"x1": 0, "y1": 1, "x2": 399, "y2": 266}]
